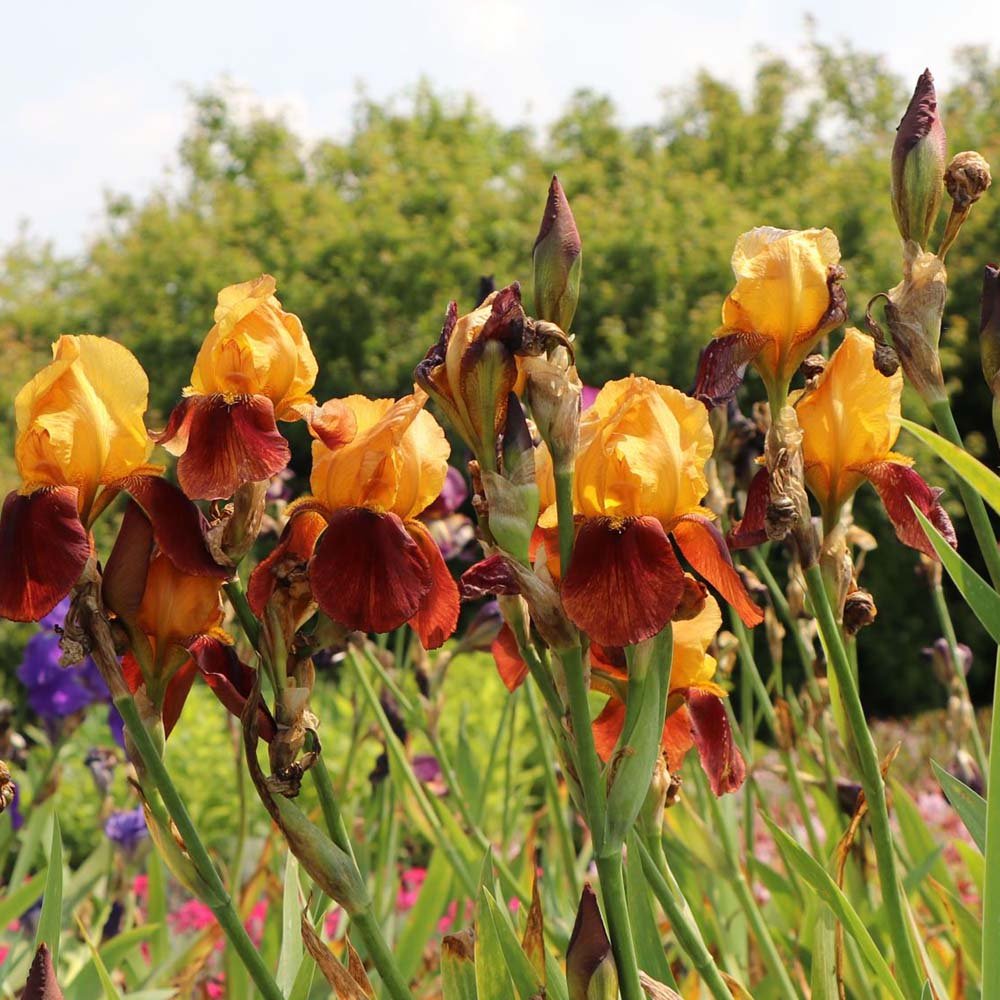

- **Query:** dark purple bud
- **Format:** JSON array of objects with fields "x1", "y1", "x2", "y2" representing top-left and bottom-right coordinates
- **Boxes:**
[
  {"x1": 891, "y1": 69, "x2": 946, "y2": 246},
  {"x1": 533, "y1": 176, "x2": 582, "y2": 331},
  {"x1": 567, "y1": 885, "x2": 618, "y2": 1000}
]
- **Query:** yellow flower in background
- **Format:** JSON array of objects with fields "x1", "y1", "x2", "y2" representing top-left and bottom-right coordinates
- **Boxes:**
[
  {"x1": 559, "y1": 375, "x2": 761, "y2": 649},
  {"x1": 797, "y1": 328, "x2": 905, "y2": 515},
  {"x1": 310, "y1": 391, "x2": 449, "y2": 520},
  {"x1": 14, "y1": 334, "x2": 152, "y2": 512},
  {"x1": 694, "y1": 227, "x2": 847, "y2": 406},
  {"x1": 189, "y1": 275, "x2": 318, "y2": 419},
  {"x1": 796, "y1": 327, "x2": 956, "y2": 556}
]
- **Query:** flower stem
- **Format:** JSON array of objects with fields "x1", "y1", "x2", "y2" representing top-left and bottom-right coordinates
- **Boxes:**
[
  {"x1": 802, "y1": 563, "x2": 925, "y2": 997},
  {"x1": 223, "y1": 577, "x2": 261, "y2": 647},
  {"x1": 594, "y1": 849, "x2": 646, "y2": 1000},
  {"x1": 981, "y1": 649, "x2": 1000, "y2": 998},
  {"x1": 929, "y1": 398, "x2": 1000, "y2": 589},
  {"x1": 114, "y1": 696, "x2": 284, "y2": 1000}
]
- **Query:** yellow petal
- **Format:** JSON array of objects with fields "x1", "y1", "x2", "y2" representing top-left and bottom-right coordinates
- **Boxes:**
[
  {"x1": 190, "y1": 276, "x2": 317, "y2": 418},
  {"x1": 574, "y1": 376, "x2": 713, "y2": 523},
  {"x1": 670, "y1": 595, "x2": 723, "y2": 691},
  {"x1": 310, "y1": 391, "x2": 449, "y2": 519},
  {"x1": 719, "y1": 227, "x2": 841, "y2": 385},
  {"x1": 797, "y1": 328, "x2": 903, "y2": 513},
  {"x1": 14, "y1": 335, "x2": 152, "y2": 506}
]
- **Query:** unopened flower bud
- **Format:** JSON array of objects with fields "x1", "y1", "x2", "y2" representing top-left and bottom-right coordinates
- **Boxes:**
[
  {"x1": 923, "y1": 636, "x2": 973, "y2": 688},
  {"x1": 533, "y1": 175, "x2": 582, "y2": 332},
  {"x1": 842, "y1": 589, "x2": 877, "y2": 636},
  {"x1": 891, "y1": 69, "x2": 946, "y2": 248},
  {"x1": 523, "y1": 351, "x2": 582, "y2": 475},
  {"x1": 0, "y1": 760, "x2": 15, "y2": 815},
  {"x1": 950, "y1": 749, "x2": 984, "y2": 797},
  {"x1": 567, "y1": 885, "x2": 618, "y2": 1000}
]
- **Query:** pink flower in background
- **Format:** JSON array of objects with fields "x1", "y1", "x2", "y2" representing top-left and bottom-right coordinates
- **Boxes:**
[
  {"x1": 324, "y1": 907, "x2": 343, "y2": 939},
  {"x1": 396, "y1": 867, "x2": 427, "y2": 911},
  {"x1": 132, "y1": 874, "x2": 149, "y2": 902},
  {"x1": 206, "y1": 976, "x2": 225, "y2": 998},
  {"x1": 170, "y1": 899, "x2": 216, "y2": 934},
  {"x1": 244, "y1": 899, "x2": 269, "y2": 947}
]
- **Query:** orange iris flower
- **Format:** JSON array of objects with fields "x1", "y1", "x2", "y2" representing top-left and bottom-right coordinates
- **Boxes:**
[
  {"x1": 549, "y1": 376, "x2": 762, "y2": 648},
  {"x1": 694, "y1": 228, "x2": 847, "y2": 406},
  {"x1": 156, "y1": 276, "x2": 317, "y2": 500},
  {"x1": 1, "y1": 335, "x2": 219, "y2": 622},
  {"x1": 249, "y1": 390, "x2": 460, "y2": 649},
  {"x1": 590, "y1": 594, "x2": 745, "y2": 795},
  {"x1": 796, "y1": 328, "x2": 955, "y2": 555}
]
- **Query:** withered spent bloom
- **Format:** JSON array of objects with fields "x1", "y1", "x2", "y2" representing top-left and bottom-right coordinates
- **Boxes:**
[
  {"x1": 980, "y1": 265, "x2": 1000, "y2": 444},
  {"x1": 891, "y1": 69, "x2": 946, "y2": 248}
]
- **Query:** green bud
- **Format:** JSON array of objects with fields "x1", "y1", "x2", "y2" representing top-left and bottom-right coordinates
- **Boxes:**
[
  {"x1": 891, "y1": 69, "x2": 946, "y2": 247},
  {"x1": 533, "y1": 175, "x2": 582, "y2": 331},
  {"x1": 567, "y1": 885, "x2": 618, "y2": 1000}
]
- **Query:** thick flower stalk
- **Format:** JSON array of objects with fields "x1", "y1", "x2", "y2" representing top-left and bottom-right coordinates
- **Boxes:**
[
  {"x1": 550, "y1": 375, "x2": 762, "y2": 648},
  {"x1": 156, "y1": 275, "x2": 317, "y2": 500},
  {"x1": 249, "y1": 390, "x2": 460, "y2": 649}
]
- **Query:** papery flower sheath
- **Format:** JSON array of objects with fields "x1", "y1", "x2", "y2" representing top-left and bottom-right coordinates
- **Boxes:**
[
  {"x1": 695, "y1": 228, "x2": 847, "y2": 404},
  {"x1": 552, "y1": 376, "x2": 762, "y2": 647},
  {"x1": 155, "y1": 276, "x2": 317, "y2": 500},
  {"x1": 0, "y1": 335, "x2": 188, "y2": 622},
  {"x1": 796, "y1": 328, "x2": 956, "y2": 555},
  {"x1": 249, "y1": 390, "x2": 460, "y2": 649},
  {"x1": 590, "y1": 594, "x2": 745, "y2": 795}
]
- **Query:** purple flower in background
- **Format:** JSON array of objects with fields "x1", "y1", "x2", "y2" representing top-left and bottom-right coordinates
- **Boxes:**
[
  {"x1": 423, "y1": 466, "x2": 469, "y2": 519},
  {"x1": 421, "y1": 465, "x2": 476, "y2": 561},
  {"x1": 104, "y1": 807, "x2": 148, "y2": 856},
  {"x1": 581, "y1": 384, "x2": 600, "y2": 410}
]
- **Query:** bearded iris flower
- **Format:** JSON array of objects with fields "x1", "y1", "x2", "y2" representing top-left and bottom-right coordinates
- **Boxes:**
[
  {"x1": 0, "y1": 335, "x2": 218, "y2": 623},
  {"x1": 795, "y1": 327, "x2": 956, "y2": 554},
  {"x1": 548, "y1": 376, "x2": 762, "y2": 648},
  {"x1": 249, "y1": 390, "x2": 460, "y2": 649},
  {"x1": 156, "y1": 276, "x2": 317, "y2": 500},
  {"x1": 590, "y1": 594, "x2": 745, "y2": 795},
  {"x1": 695, "y1": 228, "x2": 847, "y2": 406}
]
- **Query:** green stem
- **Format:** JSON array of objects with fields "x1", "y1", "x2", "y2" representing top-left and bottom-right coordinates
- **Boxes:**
[
  {"x1": 983, "y1": 650, "x2": 1000, "y2": 999},
  {"x1": 223, "y1": 578, "x2": 261, "y2": 647},
  {"x1": 351, "y1": 908, "x2": 415, "y2": 1000},
  {"x1": 636, "y1": 835, "x2": 738, "y2": 1000},
  {"x1": 595, "y1": 850, "x2": 646, "y2": 1000},
  {"x1": 803, "y1": 563, "x2": 925, "y2": 997},
  {"x1": 114, "y1": 696, "x2": 284, "y2": 1000},
  {"x1": 702, "y1": 771, "x2": 801, "y2": 1000},
  {"x1": 931, "y1": 576, "x2": 990, "y2": 780},
  {"x1": 929, "y1": 398, "x2": 1000, "y2": 589}
]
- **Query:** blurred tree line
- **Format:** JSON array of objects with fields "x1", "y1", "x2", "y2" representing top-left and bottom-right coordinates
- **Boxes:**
[{"x1": 2, "y1": 40, "x2": 1000, "y2": 715}]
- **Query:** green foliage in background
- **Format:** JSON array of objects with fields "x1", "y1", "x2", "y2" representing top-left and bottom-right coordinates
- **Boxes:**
[{"x1": 3, "y1": 38, "x2": 1000, "y2": 712}]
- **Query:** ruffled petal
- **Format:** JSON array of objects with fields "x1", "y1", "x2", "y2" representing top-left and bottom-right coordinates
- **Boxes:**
[
  {"x1": 309, "y1": 508, "x2": 430, "y2": 634},
  {"x1": 160, "y1": 658, "x2": 199, "y2": 738},
  {"x1": 861, "y1": 460, "x2": 957, "y2": 557},
  {"x1": 662, "y1": 705, "x2": 695, "y2": 772},
  {"x1": 405, "y1": 520, "x2": 460, "y2": 649},
  {"x1": 592, "y1": 698, "x2": 626, "y2": 762},
  {"x1": 692, "y1": 332, "x2": 767, "y2": 409},
  {"x1": 672, "y1": 514, "x2": 764, "y2": 627},
  {"x1": 189, "y1": 635, "x2": 276, "y2": 741},
  {"x1": 117, "y1": 475, "x2": 226, "y2": 577},
  {"x1": 492, "y1": 622, "x2": 529, "y2": 692},
  {"x1": 102, "y1": 500, "x2": 155, "y2": 620},
  {"x1": 154, "y1": 394, "x2": 291, "y2": 501},
  {"x1": 247, "y1": 509, "x2": 328, "y2": 616},
  {"x1": 459, "y1": 554, "x2": 520, "y2": 600},
  {"x1": 687, "y1": 688, "x2": 745, "y2": 795},
  {"x1": 727, "y1": 466, "x2": 771, "y2": 551},
  {"x1": 0, "y1": 488, "x2": 90, "y2": 622},
  {"x1": 561, "y1": 516, "x2": 686, "y2": 647}
]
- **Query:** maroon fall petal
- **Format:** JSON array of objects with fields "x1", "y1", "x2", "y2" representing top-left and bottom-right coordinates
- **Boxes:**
[
  {"x1": 102, "y1": 500, "x2": 155, "y2": 620},
  {"x1": 0, "y1": 488, "x2": 90, "y2": 623},
  {"x1": 727, "y1": 467, "x2": 771, "y2": 551},
  {"x1": 118, "y1": 475, "x2": 227, "y2": 577},
  {"x1": 862, "y1": 460, "x2": 957, "y2": 558},
  {"x1": 405, "y1": 521, "x2": 460, "y2": 649},
  {"x1": 189, "y1": 636, "x2": 277, "y2": 742},
  {"x1": 561, "y1": 516, "x2": 686, "y2": 647},
  {"x1": 687, "y1": 688, "x2": 746, "y2": 795},
  {"x1": 692, "y1": 332, "x2": 767, "y2": 409},
  {"x1": 161, "y1": 658, "x2": 199, "y2": 738},
  {"x1": 156, "y1": 395, "x2": 291, "y2": 501},
  {"x1": 673, "y1": 514, "x2": 764, "y2": 626},
  {"x1": 491, "y1": 622, "x2": 529, "y2": 693},
  {"x1": 309, "y1": 508, "x2": 430, "y2": 634}
]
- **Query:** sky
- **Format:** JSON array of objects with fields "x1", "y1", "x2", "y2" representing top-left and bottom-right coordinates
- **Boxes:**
[{"x1": 4, "y1": 0, "x2": 995, "y2": 254}]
